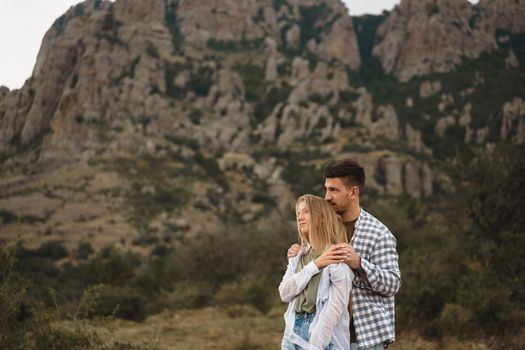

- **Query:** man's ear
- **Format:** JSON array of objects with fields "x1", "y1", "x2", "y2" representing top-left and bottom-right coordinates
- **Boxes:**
[{"x1": 351, "y1": 185, "x2": 360, "y2": 199}]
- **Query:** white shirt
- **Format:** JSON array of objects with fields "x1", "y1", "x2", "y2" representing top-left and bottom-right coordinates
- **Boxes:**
[{"x1": 279, "y1": 252, "x2": 354, "y2": 350}]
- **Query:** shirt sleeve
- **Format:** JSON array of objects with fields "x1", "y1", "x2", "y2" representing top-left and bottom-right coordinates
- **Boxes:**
[
  {"x1": 358, "y1": 230, "x2": 401, "y2": 297},
  {"x1": 309, "y1": 264, "x2": 353, "y2": 350},
  {"x1": 279, "y1": 259, "x2": 321, "y2": 303}
]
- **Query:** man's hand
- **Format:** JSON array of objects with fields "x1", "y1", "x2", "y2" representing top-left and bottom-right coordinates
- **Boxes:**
[
  {"x1": 287, "y1": 244, "x2": 301, "y2": 258},
  {"x1": 340, "y1": 244, "x2": 361, "y2": 270},
  {"x1": 314, "y1": 244, "x2": 348, "y2": 269}
]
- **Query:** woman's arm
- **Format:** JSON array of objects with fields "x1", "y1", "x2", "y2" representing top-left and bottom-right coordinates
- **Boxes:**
[
  {"x1": 278, "y1": 257, "x2": 321, "y2": 303},
  {"x1": 309, "y1": 264, "x2": 353, "y2": 350}
]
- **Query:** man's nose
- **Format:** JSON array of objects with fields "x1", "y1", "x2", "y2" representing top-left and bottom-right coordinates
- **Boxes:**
[{"x1": 324, "y1": 192, "x2": 331, "y2": 201}]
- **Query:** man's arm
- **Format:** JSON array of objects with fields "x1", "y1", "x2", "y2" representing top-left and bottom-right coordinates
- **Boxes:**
[{"x1": 343, "y1": 232, "x2": 401, "y2": 297}]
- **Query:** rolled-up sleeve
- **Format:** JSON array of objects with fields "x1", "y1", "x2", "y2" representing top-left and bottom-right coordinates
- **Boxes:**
[
  {"x1": 359, "y1": 231, "x2": 401, "y2": 297},
  {"x1": 309, "y1": 264, "x2": 353, "y2": 350},
  {"x1": 279, "y1": 259, "x2": 320, "y2": 303}
]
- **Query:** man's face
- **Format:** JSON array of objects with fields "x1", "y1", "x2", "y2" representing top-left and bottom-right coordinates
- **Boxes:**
[{"x1": 324, "y1": 177, "x2": 354, "y2": 215}]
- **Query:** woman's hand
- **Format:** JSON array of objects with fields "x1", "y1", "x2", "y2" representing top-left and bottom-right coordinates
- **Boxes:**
[
  {"x1": 287, "y1": 244, "x2": 301, "y2": 258},
  {"x1": 314, "y1": 244, "x2": 348, "y2": 269}
]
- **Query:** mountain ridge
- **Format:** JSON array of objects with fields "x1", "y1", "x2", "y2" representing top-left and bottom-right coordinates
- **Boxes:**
[{"x1": 0, "y1": 0, "x2": 524, "y2": 250}]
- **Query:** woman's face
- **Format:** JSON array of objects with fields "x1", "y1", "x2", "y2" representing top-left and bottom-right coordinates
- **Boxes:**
[{"x1": 296, "y1": 201, "x2": 311, "y2": 236}]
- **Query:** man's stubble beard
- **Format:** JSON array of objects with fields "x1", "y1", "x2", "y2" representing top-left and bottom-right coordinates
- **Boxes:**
[{"x1": 328, "y1": 201, "x2": 344, "y2": 215}]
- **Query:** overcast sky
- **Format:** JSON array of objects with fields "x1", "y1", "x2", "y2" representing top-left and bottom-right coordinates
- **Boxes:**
[{"x1": 0, "y1": 0, "x2": 477, "y2": 90}]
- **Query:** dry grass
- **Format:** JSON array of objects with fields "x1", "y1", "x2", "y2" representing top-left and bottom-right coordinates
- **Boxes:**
[
  {"x1": 54, "y1": 306, "x2": 494, "y2": 350},
  {"x1": 57, "y1": 306, "x2": 284, "y2": 350},
  {"x1": 0, "y1": 160, "x2": 143, "y2": 252}
]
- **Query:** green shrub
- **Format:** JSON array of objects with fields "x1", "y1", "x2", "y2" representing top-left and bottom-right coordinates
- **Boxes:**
[
  {"x1": 189, "y1": 108, "x2": 202, "y2": 125},
  {"x1": 165, "y1": 0, "x2": 183, "y2": 50},
  {"x1": 0, "y1": 210, "x2": 43, "y2": 224},
  {"x1": 234, "y1": 62, "x2": 265, "y2": 102},
  {"x1": 102, "y1": 4, "x2": 116, "y2": 31},
  {"x1": 426, "y1": 3, "x2": 439, "y2": 16},
  {"x1": 131, "y1": 233, "x2": 160, "y2": 246},
  {"x1": 37, "y1": 240, "x2": 68, "y2": 260},
  {"x1": 0, "y1": 246, "x2": 96, "y2": 350},
  {"x1": 273, "y1": 0, "x2": 284, "y2": 11},
  {"x1": 127, "y1": 182, "x2": 188, "y2": 230},
  {"x1": 253, "y1": 82, "x2": 292, "y2": 123},
  {"x1": 164, "y1": 134, "x2": 198, "y2": 149},
  {"x1": 76, "y1": 242, "x2": 94, "y2": 260},
  {"x1": 82, "y1": 247, "x2": 140, "y2": 286},
  {"x1": 145, "y1": 41, "x2": 159, "y2": 58},
  {"x1": 162, "y1": 283, "x2": 214, "y2": 310},
  {"x1": 193, "y1": 151, "x2": 229, "y2": 189},
  {"x1": 0, "y1": 209, "x2": 17, "y2": 224},
  {"x1": 187, "y1": 67, "x2": 214, "y2": 97},
  {"x1": 469, "y1": 8, "x2": 481, "y2": 29},
  {"x1": 214, "y1": 274, "x2": 275, "y2": 313},
  {"x1": 132, "y1": 254, "x2": 179, "y2": 294},
  {"x1": 1, "y1": 245, "x2": 158, "y2": 349},
  {"x1": 74, "y1": 3, "x2": 84, "y2": 17},
  {"x1": 251, "y1": 193, "x2": 276, "y2": 205},
  {"x1": 53, "y1": 15, "x2": 67, "y2": 35},
  {"x1": 88, "y1": 285, "x2": 146, "y2": 321},
  {"x1": 308, "y1": 92, "x2": 333, "y2": 104},
  {"x1": 281, "y1": 160, "x2": 323, "y2": 196},
  {"x1": 298, "y1": 4, "x2": 332, "y2": 48},
  {"x1": 207, "y1": 39, "x2": 238, "y2": 51}
]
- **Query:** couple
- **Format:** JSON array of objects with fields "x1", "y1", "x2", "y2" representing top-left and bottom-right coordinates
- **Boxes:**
[{"x1": 279, "y1": 159, "x2": 401, "y2": 350}]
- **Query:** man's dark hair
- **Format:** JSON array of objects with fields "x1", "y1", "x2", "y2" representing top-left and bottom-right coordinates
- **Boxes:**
[{"x1": 324, "y1": 159, "x2": 366, "y2": 190}]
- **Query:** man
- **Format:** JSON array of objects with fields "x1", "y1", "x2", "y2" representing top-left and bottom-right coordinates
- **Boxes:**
[{"x1": 288, "y1": 159, "x2": 401, "y2": 349}]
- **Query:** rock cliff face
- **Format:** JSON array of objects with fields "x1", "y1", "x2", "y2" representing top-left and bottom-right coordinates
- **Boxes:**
[
  {"x1": 372, "y1": 0, "x2": 525, "y2": 82},
  {"x1": 1, "y1": 0, "x2": 174, "y2": 160},
  {"x1": 178, "y1": 0, "x2": 361, "y2": 69},
  {"x1": 0, "y1": 0, "x2": 523, "y2": 251},
  {"x1": 479, "y1": 0, "x2": 525, "y2": 33},
  {"x1": 0, "y1": 0, "x2": 363, "y2": 162},
  {"x1": 501, "y1": 97, "x2": 525, "y2": 143},
  {"x1": 0, "y1": 0, "x2": 524, "y2": 251},
  {"x1": 373, "y1": 0, "x2": 496, "y2": 82}
]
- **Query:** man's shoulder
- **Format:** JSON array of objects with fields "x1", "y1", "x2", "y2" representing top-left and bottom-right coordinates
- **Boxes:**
[{"x1": 358, "y1": 208, "x2": 394, "y2": 238}]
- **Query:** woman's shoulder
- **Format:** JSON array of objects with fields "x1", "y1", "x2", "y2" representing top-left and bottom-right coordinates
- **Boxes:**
[{"x1": 328, "y1": 262, "x2": 354, "y2": 280}]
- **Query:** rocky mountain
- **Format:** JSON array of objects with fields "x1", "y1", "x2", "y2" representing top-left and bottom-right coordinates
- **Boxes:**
[
  {"x1": 479, "y1": 0, "x2": 525, "y2": 34},
  {"x1": 373, "y1": 0, "x2": 525, "y2": 81},
  {"x1": 0, "y1": 0, "x2": 524, "y2": 252},
  {"x1": 373, "y1": 0, "x2": 495, "y2": 82}
]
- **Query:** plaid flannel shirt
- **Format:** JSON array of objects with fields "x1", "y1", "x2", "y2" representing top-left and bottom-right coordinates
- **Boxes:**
[{"x1": 351, "y1": 208, "x2": 401, "y2": 349}]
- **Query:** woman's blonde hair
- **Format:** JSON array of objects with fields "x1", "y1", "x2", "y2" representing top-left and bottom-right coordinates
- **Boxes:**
[{"x1": 296, "y1": 194, "x2": 347, "y2": 252}]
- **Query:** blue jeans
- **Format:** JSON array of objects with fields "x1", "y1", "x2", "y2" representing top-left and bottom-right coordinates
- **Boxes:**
[{"x1": 282, "y1": 312, "x2": 334, "y2": 350}]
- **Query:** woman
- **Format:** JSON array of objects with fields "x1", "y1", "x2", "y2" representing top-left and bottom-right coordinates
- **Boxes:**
[{"x1": 280, "y1": 195, "x2": 354, "y2": 350}]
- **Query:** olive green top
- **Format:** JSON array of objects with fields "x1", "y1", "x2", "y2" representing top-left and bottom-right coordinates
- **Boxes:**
[
  {"x1": 343, "y1": 219, "x2": 357, "y2": 242},
  {"x1": 294, "y1": 247, "x2": 321, "y2": 313},
  {"x1": 344, "y1": 219, "x2": 358, "y2": 341}
]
